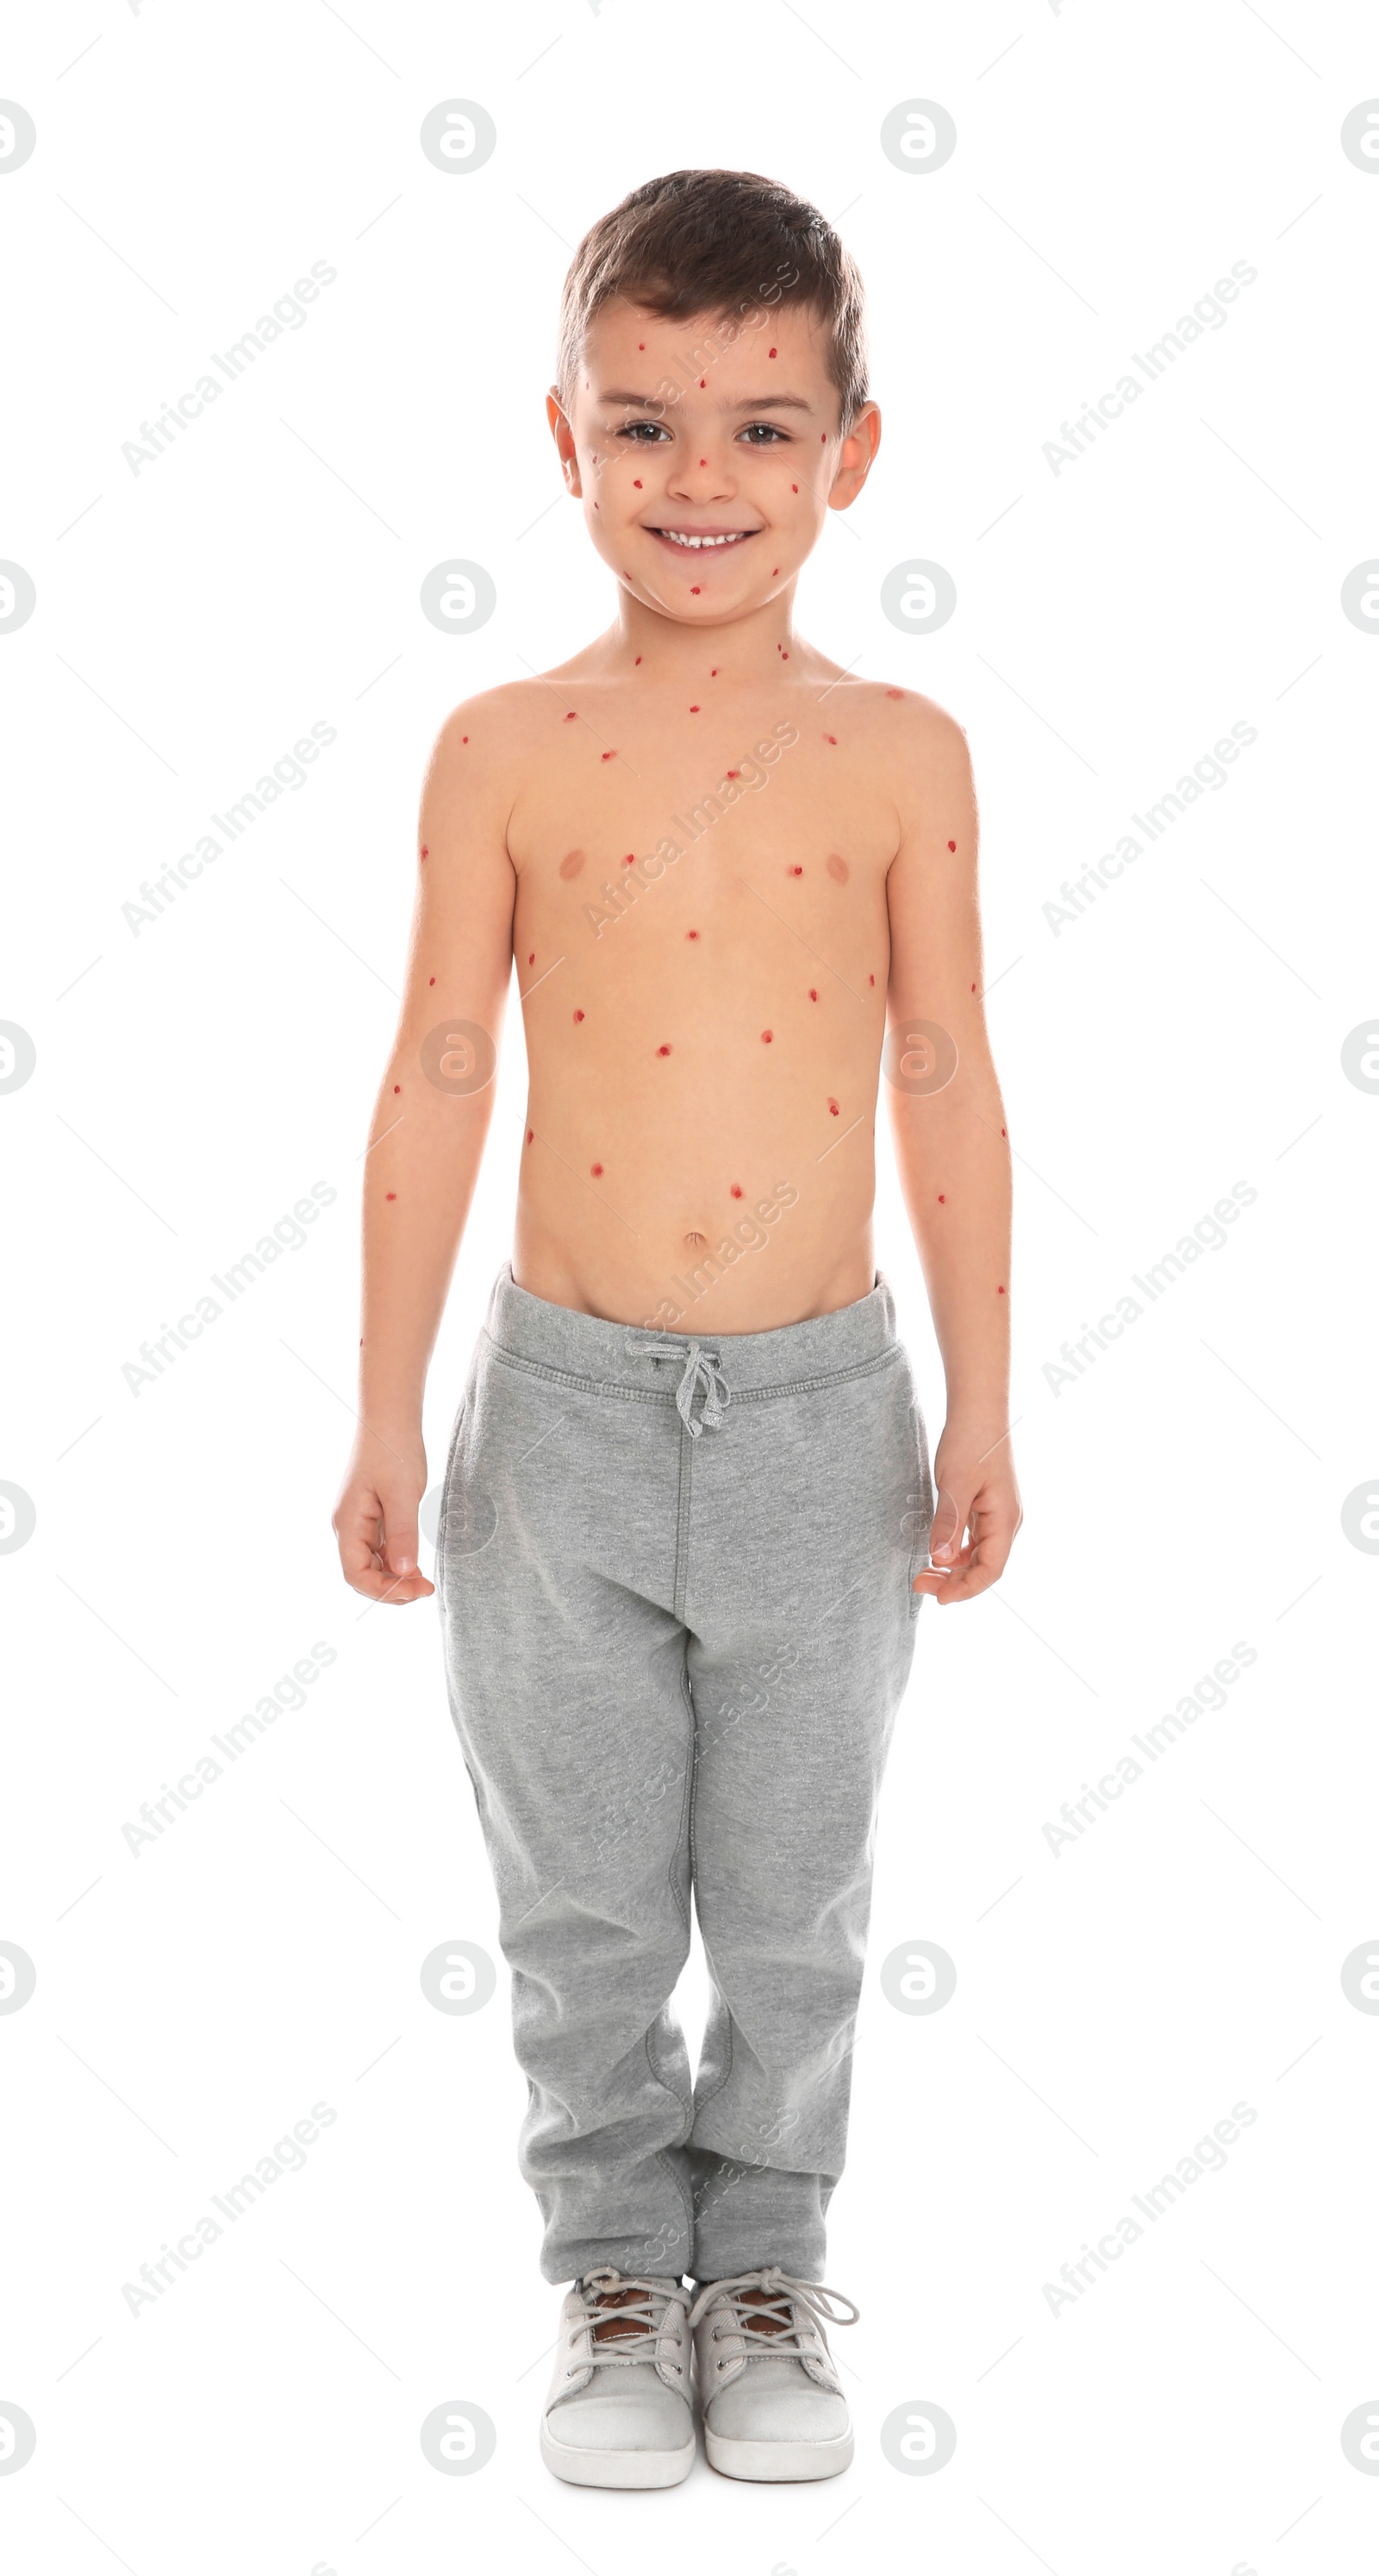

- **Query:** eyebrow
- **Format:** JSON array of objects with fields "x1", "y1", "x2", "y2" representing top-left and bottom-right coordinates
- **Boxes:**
[{"x1": 597, "y1": 390, "x2": 816, "y2": 414}]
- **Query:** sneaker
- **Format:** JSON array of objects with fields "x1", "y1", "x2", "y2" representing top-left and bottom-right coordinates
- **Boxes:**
[
  {"x1": 688, "y1": 2266, "x2": 859, "y2": 2482},
  {"x1": 540, "y1": 2267, "x2": 696, "y2": 2489}
]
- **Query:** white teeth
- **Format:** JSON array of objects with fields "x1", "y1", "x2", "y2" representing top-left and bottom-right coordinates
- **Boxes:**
[{"x1": 659, "y1": 530, "x2": 749, "y2": 549}]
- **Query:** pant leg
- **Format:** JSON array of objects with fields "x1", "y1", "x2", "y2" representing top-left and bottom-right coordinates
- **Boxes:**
[
  {"x1": 683, "y1": 1338, "x2": 927, "y2": 2278},
  {"x1": 438, "y1": 1326, "x2": 700, "y2": 2285}
]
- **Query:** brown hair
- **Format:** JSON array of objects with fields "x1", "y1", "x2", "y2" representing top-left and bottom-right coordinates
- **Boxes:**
[{"x1": 556, "y1": 168, "x2": 869, "y2": 430}]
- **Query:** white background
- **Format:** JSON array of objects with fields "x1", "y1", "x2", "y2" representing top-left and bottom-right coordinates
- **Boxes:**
[{"x1": 3, "y1": 2, "x2": 1377, "y2": 2570}]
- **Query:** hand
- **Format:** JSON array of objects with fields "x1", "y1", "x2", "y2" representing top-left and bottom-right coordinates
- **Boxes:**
[
  {"x1": 912, "y1": 1424, "x2": 1021, "y2": 1607},
  {"x1": 333, "y1": 1423, "x2": 434, "y2": 1604}
]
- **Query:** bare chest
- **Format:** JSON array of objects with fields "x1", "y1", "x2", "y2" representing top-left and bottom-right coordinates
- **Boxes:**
[{"x1": 509, "y1": 707, "x2": 899, "y2": 1032}]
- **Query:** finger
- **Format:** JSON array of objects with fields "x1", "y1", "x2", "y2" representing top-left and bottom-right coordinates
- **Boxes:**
[
  {"x1": 927, "y1": 1482, "x2": 969, "y2": 1566},
  {"x1": 379, "y1": 1494, "x2": 421, "y2": 1579},
  {"x1": 915, "y1": 1501, "x2": 1018, "y2": 1600},
  {"x1": 933, "y1": 1528, "x2": 1014, "y2": 1603},
  {"x1": 345, "y1": 1562, "x2": 436, "y2": 1603},
  {"x1": 335, "y1": 1499, "x2": 386, "y2": 1588},
  {"x1": 335, "y1": 1492, "x2": 431, "y2": 1599}
]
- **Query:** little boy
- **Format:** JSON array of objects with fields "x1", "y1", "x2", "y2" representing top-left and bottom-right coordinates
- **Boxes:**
[{"x1": 334, "y1": 167, "x2": 1020, "y2": 2490}]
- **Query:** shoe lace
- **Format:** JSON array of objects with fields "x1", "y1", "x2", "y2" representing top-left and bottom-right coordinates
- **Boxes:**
[
  {"x1": 570, "y1": 2267, "x2": 686, "y2": 2371},
  {"x1": 685, "y1": 2265, "x2": 860, "y2": 2354}
]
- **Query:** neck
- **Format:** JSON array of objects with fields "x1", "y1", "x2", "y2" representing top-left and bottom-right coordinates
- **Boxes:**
[{"x1": 606, "y1": 584, "x2": 801, "y2": 688}]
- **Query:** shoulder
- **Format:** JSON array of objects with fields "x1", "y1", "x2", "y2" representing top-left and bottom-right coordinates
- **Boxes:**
[
  {"x1": 421, "y1": 678, "x2": 562, "y2": 837},
  {"x1": 821, "y1": 678, "x2": 975, "y2": 838},
  {"x1": 426, "y1": 678, "x2": 556, "y2": 784},
  {"x1": 860, "y1": 680, "x2": 970, "y2": 773}
]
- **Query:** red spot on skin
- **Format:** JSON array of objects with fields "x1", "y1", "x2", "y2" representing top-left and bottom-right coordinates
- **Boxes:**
[
  {"x1": 886, "y1": 688, "x2": 903, "y2": 699},
  {"x1": 826, "y1": 734, "x2": 837, "y2": 745},
  {"x1": 564, "y1": 712, "x2": 577, "y2": 722},
  {"x1": 791, "y1": 482, "x2": 798, "y2": 493},
  {"x1": 731, "y1": 1184, "x2": 743, "y2": 1198},
  {"x1": 699, "y1": 460, "x2": 706, "y2": 467},
  {"x1": 808, "y1": 987, "x2": 818, "y2": 1001},
  {"x1": 593, "y1": 501, "x2": 599, "y2": 510},
  {"x1": 633, "y1": 478, "x2": 642, "y2": 488},
  {"x1": 590, "y1": 1163, "x2": 603, "y2": 1177},
  {"x1": 690, "y1": 704, "x2": 700, "y2": 712},
  {"x1": 768, "y1": 347, "x2": 777, "y2": 359},
  {"x1": 527, "y1": 952, "x2": 535, "y2": 965},
  {"x1": 938, "y1": 1194, "x2": 945, "y2": 1204},
  {"x1": 827, "y1": 1097, "x2": 839, "y2": 1116},
  {"x1": 997, "y1": 1285, "x2": 1006, "y2": 1295},
  {"x1": 657, "y1": 1044, "x2": 671, "y2": 1056},
  {"x1": 789, "y1": 864, "x2": 802, "y2": 877},
  {"x1": 690, "y1": 585, "x2": 701, "y2": 595},
  {"x1": 947, "y1": 839, "x2": 957, "y2": 851},
  {"x1": 782, "y1": 651, "x2": 789, "y2": 660},
  {"x1": 869, "y1": 973, "x2": 876, "y2": 986},
  {"x1": 573, "y1": 1009, "x2": 584, "y2": 1022},
  {"x1": 687, "y1": 929, "x2": 700, "y2": 940},
  {"x1": 420, "y1": 845, "x2": 427, "y2": 860},
  {"x1": 726, "y1": 769, "x2": 739, "y2": 778},
  {"x1": 558, "y1": 848, "x2": 585, "y2": 879},
  {"x1": 710, "y1": 667, "x2": 718, "y2": 676},
  {"x1": 393, "y1": 1084, "x2": 401, "y2": 1094},
  {"x1": 621, "y1": 852, "x2": 636, "y2": 866},
  {"x1": 699, "y1": 378, "x2": 706, "y2": 388},
  {"x1": 428, "y1": 975, "x2": 435, "y2": 985},
  {"x1": 970, "y1": 982, "x2": 977, "y2": 992},
  {"x1": 385, "y1": 1191, "x2": 396, "y2": 1202},
  {"x1": 526, "y1": 1129, "x2": 534, "y2": 1144},
  {"x1": 602, "y1": 750, "x2": 615, "y2": 760},
  {"x1": 827, "y1": 853, "x2": 849, "y2": 884},
  {"x1": 772, "y1": 567, "x2": 779, "y2": 576},
  {"x1": 761, "y1": 1029, "x2": 773, "y2": 1044},
  {"x1": 821, "y1": 433, "x2": 826, "y2": 442},
  {"x1": 638, "y1": 341, "x2": 645, "y2": 350},
  {"x1": 461, "y1": 735, "x2": 469, "y2": 743}
]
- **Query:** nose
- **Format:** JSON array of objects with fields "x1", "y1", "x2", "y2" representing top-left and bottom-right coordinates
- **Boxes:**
[{"x1": 666, "y1": 434, "x2": 735, "y2": 505}]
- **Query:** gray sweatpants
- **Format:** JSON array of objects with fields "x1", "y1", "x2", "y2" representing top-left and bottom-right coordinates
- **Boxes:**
[{"x1": 438, "y1": 1265, "x2": 933, "y2": 2285}]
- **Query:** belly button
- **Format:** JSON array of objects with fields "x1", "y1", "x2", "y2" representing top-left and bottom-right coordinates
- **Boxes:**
[{"x1": 683, "y1": 1229, "x2": 708, "y2": 1249}]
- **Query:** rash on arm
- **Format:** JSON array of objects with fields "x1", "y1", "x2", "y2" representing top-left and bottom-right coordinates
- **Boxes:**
[
  {"x1": 359, "y1": 697, "x2": 518, "y2": 1427},
  {"x1": 883, "y1": 703, "x2": 1012, "y2": 1441}
]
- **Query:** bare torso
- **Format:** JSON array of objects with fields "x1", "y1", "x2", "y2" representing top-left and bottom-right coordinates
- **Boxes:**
[{"x1": 505, "y1": 652, "x2": 908, "y2": 1330}]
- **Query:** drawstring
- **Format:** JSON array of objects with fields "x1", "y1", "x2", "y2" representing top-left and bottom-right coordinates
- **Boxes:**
[{"x1": 630, "y1": 1337, "x2": 731, "y2": 1437}]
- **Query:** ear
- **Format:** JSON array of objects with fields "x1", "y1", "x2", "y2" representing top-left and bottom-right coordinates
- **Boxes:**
[
  {"x1": 827, "y1": 401, "x2": 882, "y2": 512},
  {"x1": 546, "y1": 388, "x2": 583, "y2": 497}
]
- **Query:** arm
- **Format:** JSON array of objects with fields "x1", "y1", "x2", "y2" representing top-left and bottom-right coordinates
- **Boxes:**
[
  {"x1": 885, "y1": 703, "x2": 1021, "y2": 1604},
  {"x1": 333, "y1": 698, "x2": 518, "y2": 1603}
]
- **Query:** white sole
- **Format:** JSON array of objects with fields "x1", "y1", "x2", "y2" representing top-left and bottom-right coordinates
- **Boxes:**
[
  {"x1": 705, "y1": 2424, "x2": 854, "y2": 2482},
  {"x1": 540, "y1": 2422, "x2": 696, "y2": 2490}
]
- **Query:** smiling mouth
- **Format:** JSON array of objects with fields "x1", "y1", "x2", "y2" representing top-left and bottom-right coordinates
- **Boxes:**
[{"x1": 647, "y1": 528, "x2": 758, "y2": 552}]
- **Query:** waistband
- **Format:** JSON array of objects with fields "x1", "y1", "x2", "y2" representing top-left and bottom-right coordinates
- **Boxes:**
[{"x1": 482, "y1": 1263, "x2": 901, "y2": 1407}]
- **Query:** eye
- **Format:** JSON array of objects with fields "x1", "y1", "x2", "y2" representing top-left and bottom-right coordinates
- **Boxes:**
[
  {"x1": 739, "y1": 422, "x2": 790, "y2": 444},
  {"x1": 616, "y1": 420, "x2": 671, "y2": 443}
]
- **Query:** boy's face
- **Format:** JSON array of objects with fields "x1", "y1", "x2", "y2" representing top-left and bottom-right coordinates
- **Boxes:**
[{"x1": 549, "y1": 297, "x2": 879, "y2": 627}]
